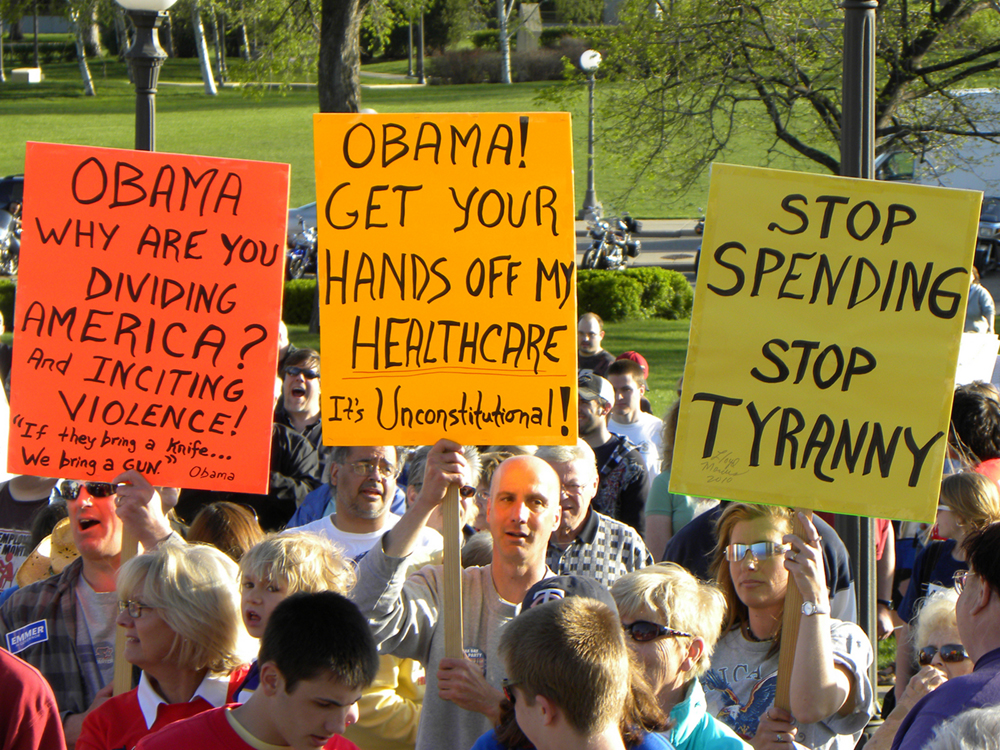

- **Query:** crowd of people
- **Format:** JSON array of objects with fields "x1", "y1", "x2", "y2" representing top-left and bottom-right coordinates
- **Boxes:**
[{"x1": 0, "y1": 312, "x2": 999, "y2": 750}]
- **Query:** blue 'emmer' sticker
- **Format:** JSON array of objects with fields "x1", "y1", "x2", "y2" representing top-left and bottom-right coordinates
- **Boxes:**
[{"x1": 6, "y1": 619, "x2": 48, "y2": 654}]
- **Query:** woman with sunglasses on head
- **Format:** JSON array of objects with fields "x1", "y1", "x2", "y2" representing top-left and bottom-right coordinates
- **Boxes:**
[
  {"x1": 865, "y1": 589, "x2": 971, "y2": 750},
  {"x1": 893, "y1": 472, "x2": 1000, "y2": 705},
  {"x1": 702, "y1": 503, "x2": 875, "y2": 750},
  {"x1": 76, "y1": 543, "x2": 250, "y2": 750},
  {"x1": 612, "y1": 563, "x2": 751, "y2": 750}
]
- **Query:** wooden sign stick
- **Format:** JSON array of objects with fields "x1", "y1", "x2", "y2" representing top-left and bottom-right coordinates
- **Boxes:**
[
  {"x1": 112, "y1": 529, "x2": 139, "y2": 696},
  {"x1": 774, "y1": 508, "x2": 813, "y2": 713},
  {"x1": 442, "y1": 484, "x2": 464, "y2": 659}
]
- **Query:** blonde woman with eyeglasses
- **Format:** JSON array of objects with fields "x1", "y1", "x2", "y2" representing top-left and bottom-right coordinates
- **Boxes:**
[
  {"x1": 77, "y1": 544, "x2": 248, "y2": 750},
  {"x1": 701, "y1": 503, "x2": 874, "y2": 750}
]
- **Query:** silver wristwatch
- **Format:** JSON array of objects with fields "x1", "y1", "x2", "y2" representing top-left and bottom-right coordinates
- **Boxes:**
[{"x1": 801, "y1": 600, "x2": 830, "y2": 616}]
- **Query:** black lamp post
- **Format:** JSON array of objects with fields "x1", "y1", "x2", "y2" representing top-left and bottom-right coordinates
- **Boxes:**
[
  {"x1": 117, "y1": 0, "x2": 177, "y2": 152},
  {"x1": 838, "y1": 0, "x2": 879, "y2": 695},
  {"x1": 578, "y1": 49, "x2": 603, "y2": 220}
]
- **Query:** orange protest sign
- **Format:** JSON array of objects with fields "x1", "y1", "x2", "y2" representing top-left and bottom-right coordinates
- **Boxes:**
[
  {"x1": 313, "y1": 113, "x2": 578, "y2": 446},
  {"x1": 8, "y1": 142, "x2": 289, "y2": 493}
]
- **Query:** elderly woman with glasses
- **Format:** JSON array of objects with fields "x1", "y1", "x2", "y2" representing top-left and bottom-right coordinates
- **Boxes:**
[
  {"x1": 866, "y1": 589, "x2": 972, "y2": 750},
  {"x1": 611, "y1": 563, "x2": 750, "y2": 750},
  {"x1": 76, "y1": 543, "x2": 249, "y2": 750},
  {"x1": 701, "y1": 503, "x2": 875, "y2": 750}
]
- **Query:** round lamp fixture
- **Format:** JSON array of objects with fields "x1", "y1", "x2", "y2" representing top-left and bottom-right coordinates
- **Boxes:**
[{"x1": 579, "y1": 50, "x2": 602, "y2": 73}]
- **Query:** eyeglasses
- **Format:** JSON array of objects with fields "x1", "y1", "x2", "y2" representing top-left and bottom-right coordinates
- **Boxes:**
[
  {"x1": 954, "y1": 569, "x2": 975, "y2": 595},
  {"x1": 348, "y1": 460, "x2": 397, "y2": 478},
  {"x1": 118, "y1": 600, "x2": 154, "y2": 618},
  {"x1": 725, "y1": 541, "x2": 789, "y2": 564},
  {"x1": 57, "y1": 481, "x2": 117, "y2": 500},
  {"x1": 285, "y1": 366, "x2": 319, "y2": 379},
  {"x1": 459, "y1": 485, "x2": 477, "y2": 499},
  {"x1": 918, "y1": 643, "x2": 969, "y2": 666},
  {"x1": 561, "y1": 484, "x2": 587, "y2": 496},
  {"x1": 622, "y1": 621, "x2": 693, "y2": 642},
  {"x1": 501, "y1": 678, "x2": 520, "y2": 705}
]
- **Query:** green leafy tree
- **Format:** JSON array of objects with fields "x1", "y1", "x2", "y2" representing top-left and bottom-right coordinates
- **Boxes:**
[{"x1": 589, "y1": 0, "x2": 1000, "y2": 200}]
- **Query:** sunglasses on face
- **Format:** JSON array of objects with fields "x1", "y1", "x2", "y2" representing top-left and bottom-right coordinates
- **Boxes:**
[
  {"x1": 622, "y1": 621, "x2": 693, "y2": 642},
  {"x1": 57, "y1": 481, "x2": 116, "y2": 500},
  {"x1": 918, "y1": 643, "x2": 969, "y2": 666},
  {"x1": 725, "y1": 541, "x2": 789, "y2": 564},
  {"x1": 285, "y1": 366, "x2": 319, "y2": 379},
  {"x1": 501, "y1": 678, "x2": 520, "y2": 704}
]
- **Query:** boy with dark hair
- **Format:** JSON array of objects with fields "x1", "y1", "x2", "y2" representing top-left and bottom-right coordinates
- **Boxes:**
[
  {"x1": 136, "y1": 592, "x2": 379, "y2": 750},
  {"x1": 498, "y1": 596, "x2": 631, "y2": 750}
]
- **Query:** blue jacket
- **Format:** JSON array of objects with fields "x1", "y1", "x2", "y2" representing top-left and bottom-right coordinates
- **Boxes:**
[{"x1": 670, "y1": 679, "x2": 750, "y2": 750}]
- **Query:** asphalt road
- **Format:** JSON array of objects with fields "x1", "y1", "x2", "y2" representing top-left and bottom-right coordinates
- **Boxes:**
[{"x1": 576, "y1": 233, "x2": 700, "y2": 284}]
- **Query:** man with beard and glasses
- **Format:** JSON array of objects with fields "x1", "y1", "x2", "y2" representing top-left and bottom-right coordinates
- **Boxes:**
[
  {"x1": 292, "y1": 446, "x2": 439, "y2": 562},
  {"x1": 0, "y1": 470, "x2": 175, "y2": 748}
]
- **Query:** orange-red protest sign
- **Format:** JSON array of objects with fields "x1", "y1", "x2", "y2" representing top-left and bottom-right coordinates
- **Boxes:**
[
  {"x1": 313, "y1": 113, "x2": 578, "y2": 446},
  {"x1": 8, "y1": 142, "x2": 289, "y2": 492}
]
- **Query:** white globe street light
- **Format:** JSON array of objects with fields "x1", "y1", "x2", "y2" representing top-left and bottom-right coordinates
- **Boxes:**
[
  {"x1": 115, "y1": 0, "x2": 178, "y2": 151},
  {"x1": 578, "y1": 50, "x2": 602, "y2": 220}
]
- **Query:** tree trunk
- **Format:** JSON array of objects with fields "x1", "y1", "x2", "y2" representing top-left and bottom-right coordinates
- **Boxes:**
[
  {"x1": 160, "y1": 13, "x2": 174, "y2": 58},
  {"x1": 32, "y1": 3, "x2": 39, "y2": 68},
  {"x1": 318, "y1": 0, "x2": 371, "y2": 113},
  {"x1": 216, "y1": 12, "x2": 227, "y2": 84},
  {"x1": 83, "y1": 4, "x2": 104, "y2": 58},
  {"x1": 70, "y1": 10, "x2": 95, "y2": 96},
  {"x1": 0, "y1": 20, "x2": 5, "y2": 83},
  {"x1": 114, "y1": 7, "x2": 132, "y2": 82},
  {"x1": 239, "y1": 1, "x2": 251, "y2": 61},
  {"x1": 191, "y1": 0, "x2": 218, "y2": 95},
  {"x1": 497, "y1": 0, "x2": 511, "y2": 84}
]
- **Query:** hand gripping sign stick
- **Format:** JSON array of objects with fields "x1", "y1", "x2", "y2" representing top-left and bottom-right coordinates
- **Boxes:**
[
  {"x1": 443, "y1": 484, "x2": 464, "y2": 659},
  {"x1": 774, "y1": 509, "x2": 813, "y2": 712},
  {"x1": 113, "y1": 528, "x2": 138, "y2": 696}
]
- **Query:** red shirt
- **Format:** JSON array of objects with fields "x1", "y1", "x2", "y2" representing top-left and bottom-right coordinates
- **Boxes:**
[
  {"x1": 78, "y1": 665, "x2": 250, "y2": 750},
  {"x1": 136, "y1": 706, "x2": 361, "y2": 750}
]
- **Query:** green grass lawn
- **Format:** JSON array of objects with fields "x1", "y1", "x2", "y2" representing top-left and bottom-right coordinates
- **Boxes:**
[{"x1": 0, "y1": 56, "x2": 816, "y2": 217}]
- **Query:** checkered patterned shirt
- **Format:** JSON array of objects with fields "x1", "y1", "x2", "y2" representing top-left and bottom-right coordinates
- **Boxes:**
[{"x1": 546, "y1": 510, "x2": 653, "y2": 587}]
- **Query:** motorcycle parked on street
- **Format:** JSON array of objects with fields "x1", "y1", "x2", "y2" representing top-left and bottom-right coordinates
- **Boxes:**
[
  {"x1": 285, "y1": 217, "x2": 317, "y2": 280},
  {"x1": 580, "y1": 214, "x2": 642, "y2": 270},
  {"x1": 0, "y1": 206, "x2": 21, "y2": 276}
]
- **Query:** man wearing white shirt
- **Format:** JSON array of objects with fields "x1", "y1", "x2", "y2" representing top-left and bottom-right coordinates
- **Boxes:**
[
  {"x1": 294, "y1": 446, "x2": 440, "y2": 561},
  {"x1": 607, "y1": 359, "x2": 663, "y2": 479}
]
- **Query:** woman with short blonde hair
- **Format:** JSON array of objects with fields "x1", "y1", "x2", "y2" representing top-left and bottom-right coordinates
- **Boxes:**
[
  {"x1": 613, "y1": 563, "x2": 749, "y2": 750},
  {"x1": 77, "y1": 543, "x2": 248, "y2": 750}
]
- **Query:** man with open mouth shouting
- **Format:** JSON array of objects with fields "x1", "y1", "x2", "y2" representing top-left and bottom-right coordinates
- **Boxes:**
[{"x1": 0, "y1": 470, "x2": 175, "y2": 749}]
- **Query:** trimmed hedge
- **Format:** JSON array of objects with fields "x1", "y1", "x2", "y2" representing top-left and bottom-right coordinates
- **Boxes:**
[
  {"x1": 0, "y1": 279, "x2": 14, "y2": 328},
  {"x1": 281, "y1": 269, "x2": 692, "y2": 325},
  {"x1": 1, "y1": 41, "x2": 76, "y2": 65},
  {"x1": 282, "y1": 279, "x2": 315, "y2": 325},
  {"x1": 470, "y1": 25, "x2": 610, "y2": 51},
  {"x1": 577, "y1": 268, "x2": 692, "y2": 322}
]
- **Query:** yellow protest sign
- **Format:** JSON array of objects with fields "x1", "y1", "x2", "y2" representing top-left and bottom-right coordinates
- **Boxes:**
[
  {"x1": 672, "y1": 164, "x2": 981, "y2": 522},
  {"x1": 313, "y1": 113, "x2": 577, "y2": 446}
]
